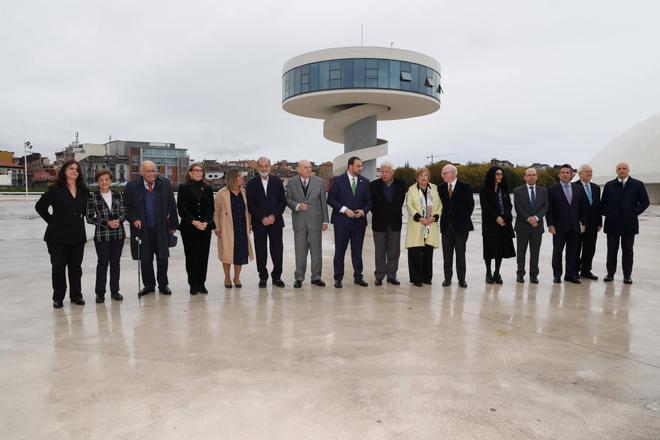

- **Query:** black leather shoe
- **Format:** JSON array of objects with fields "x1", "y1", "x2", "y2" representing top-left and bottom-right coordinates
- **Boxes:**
[
  {"x1": 234, "y1": 283, "x2": 242, "y2": 289},
  {"x1": 258, "y1": 280, "x2": 267, "y2": 288},
  {"x1": 442, "y1": 279, "x2": 451, "y2": 287},
  {"x1": 581, "y1": 272, "x2": 599, "y2": 280},
  {"x1": 159, "y1": 286, "x2": 172, "y2": 295},
  {"x1": 311, "y1": 279, "x2": 326, "y2": 287},
  {"x1": 494, "y1": 274, "x2": 503, "y2": 284},
  {"x1": 486, "y1": 274, "x2": 495, "y2": 284},
  {"x1": 565, "y1": 277, "x2": 582, "y2": 284},
  {"x1": 354, "y1": 279, "x2": 368, "y2": 287},
  {"x1": 603, "y1": 274, "x2": 614, "y2": 282},
  {"x1": 553, "y1": 277, "x2": 561, "y2": 283},
  {"x1": 71, "y1": 297, "x2": 85, "y2": 305},
  {"x1": 111, "y1": 293, "x2": 124, "y2": 301},
  {"x1": 95, "y1": 295, "x2": 105, "y2": 304},
  {"x1": 623, "y1": 277, "x2": 633, "y2": 285},
  {"x1": 198, "y1": 285, "x2": 208, "y2": 294},
  {"x1": 374, "y1": 279, "x2": 383, "y2": 286},
  {"x1": 334, "y1": 281, "x2": 342, "y2": 288},
  {"x1": 273, "y1": 279, "x2": 285, "y2": 288},
  {"x1": 458, "y1": 280, "x2": 468, "y2": 288},
  {"x1": 294, "y1": 280, "x2": 303, "y2": 288},
  {"x1": 516, "y1": 275, "x2": 525, "y2": 283},
  {"x1": 413, "y1": 281, "x2": 423, "y2": 287},
  {"x1": 387, "y1": 278, "x2": 400, "y2": 286},
  {"x1": 530, "y1": 277, "x2": 539, "y2": 284},
  {"x1": 53, "y1": 300, "x2": 63, "y2": 309},
  {"x1": 189, "y1": 287, "x2": 197, "y2": 295},
  {"x1": 138, "y1": 287, "x2": 154, "y2": 297}
]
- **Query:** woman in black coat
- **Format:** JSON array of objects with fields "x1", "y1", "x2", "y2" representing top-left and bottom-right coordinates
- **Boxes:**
[
  {"x1": 85, "y1": 169, "x2": 126, "y2": 303},
  {"x1": 35, "y1": 160, "x2": 89, "y2": 308},
  {"x1": 177, "y1": 163, "x2": 215, "y2": 295},
  {"x1": 479, "y1": 166, "x2": 515, "y2": 284}
]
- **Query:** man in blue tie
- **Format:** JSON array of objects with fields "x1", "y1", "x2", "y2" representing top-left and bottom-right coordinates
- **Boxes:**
[
  {"x1": 546, "y1": 164, "x2": 588, "y2": 284},
  {"x1": 573, "y1": 164, "x2": 602, "y2": 280},
  {"x1": 327, "y1": 156, "x2": 372, "y2": 288}
]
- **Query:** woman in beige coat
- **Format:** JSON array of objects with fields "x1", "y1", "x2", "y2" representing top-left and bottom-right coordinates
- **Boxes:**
[
  {"x1": 405, "y1": 167, "x2": 442, "y2": 287},
  {"x1": 214, "y1": 169, "x2": 253, "y2": 288}
]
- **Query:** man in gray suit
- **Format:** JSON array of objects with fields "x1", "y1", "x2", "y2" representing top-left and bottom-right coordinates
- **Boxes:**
[
  {"x1": 513, "y1": 167, "x2": 548, "y2": 284},
  {"x1": 286, "y1": 160, "x2": 329, "y2": 288}
]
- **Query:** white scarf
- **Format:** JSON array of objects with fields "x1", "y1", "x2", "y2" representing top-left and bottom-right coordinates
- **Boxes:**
[{"x1": 418, "y1": 185, "x2": 434, "y2": 239}]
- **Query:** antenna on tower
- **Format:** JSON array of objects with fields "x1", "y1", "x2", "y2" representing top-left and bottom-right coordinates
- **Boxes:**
[
  {"x1": 390, "y1": 42, "x2": 394, "y2": 48},
  {"x1": 75, "y1": 131, "x2": 79, "y2": 146}
]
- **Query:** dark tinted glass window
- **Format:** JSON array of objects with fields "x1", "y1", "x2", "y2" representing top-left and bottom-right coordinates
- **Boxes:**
[
  {"x1": 341, "y1": 60, "x2": 353, "y2": 88},
  {"x1": 378, "y1": 59, "x2": 389, "y2": 88},
  {"x1": 389, "y1": 60, "x2": 400, "y2": 89},
  {"x1": 319, "y1": 61, "x2": 329, "y2": 89},
  {"x1": 310, "y1": 63, "x2": 319, "y2": 91},
  {"x1": 353, "y1": 59, "x2": 365, "y2": 87}
]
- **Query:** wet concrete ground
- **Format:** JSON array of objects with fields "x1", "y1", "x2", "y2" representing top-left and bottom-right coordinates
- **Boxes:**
[{"x1": 1, "y1": 197, "x2": 659, "y2": 439}]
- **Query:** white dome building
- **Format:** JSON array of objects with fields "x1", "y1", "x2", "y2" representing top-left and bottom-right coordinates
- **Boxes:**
[{"x1": 590, "y1": 112, "x2": 660, "y2": 203}]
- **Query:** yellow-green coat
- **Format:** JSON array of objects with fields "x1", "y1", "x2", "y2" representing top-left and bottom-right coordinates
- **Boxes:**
[{"x1": 404, "y1": 183, "x2": 442, "y2": 248}]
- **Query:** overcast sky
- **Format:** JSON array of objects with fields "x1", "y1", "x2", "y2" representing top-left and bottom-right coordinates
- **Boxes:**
[{"x1": 1, "y1": 0, "x2": 659, "y2": 168}]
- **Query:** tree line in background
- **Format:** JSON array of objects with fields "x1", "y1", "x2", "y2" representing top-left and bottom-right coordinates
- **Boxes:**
[{"x1": 393, "y1": 161, "x2": 561, "y2": 193}]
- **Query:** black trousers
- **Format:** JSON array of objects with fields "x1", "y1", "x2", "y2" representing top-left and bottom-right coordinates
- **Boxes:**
[
  {"x1": 47, "y1": 241, "x2": 85, "y2": 302},
  {"x1": 94, "y1": 239, "x2": 124, "y2": 297},
  {"x1": 442, "y1": 224, "x2": 468, "y2": 282},
  {"x1": 577, "y1": 228, "x2": 598, "y2": 274},
  {"x1": 181, "y1": 228, "x2": 212, "y2": 288},
  {"x1": 606, "y1": 233, "x2": 635, "y2": 277},
  {"x1": 408, "y1": 245, "x2": 434, "y2": 283},
  {"x1": 253, "y1": 226, "x2": 283, "y2": 281},
  {"x1": 552, "y1": 230, "x2": 578, "y2": 278},
  {"x1": 142, "y1": 227, "x2": 168, "y2": 290}
]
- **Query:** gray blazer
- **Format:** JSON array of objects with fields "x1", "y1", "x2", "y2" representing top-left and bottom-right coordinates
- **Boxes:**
[
  {"x1": 513, "y1": 184, "x2": 548, "y2": 233},
  {"x1": 286, "y1": 175, "x2": 329, "y2": 232}
]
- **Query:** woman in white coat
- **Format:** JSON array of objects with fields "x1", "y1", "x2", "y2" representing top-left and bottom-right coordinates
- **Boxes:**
[{"x1": 405, "y1": 167, "x2": 442, "y2": 287}]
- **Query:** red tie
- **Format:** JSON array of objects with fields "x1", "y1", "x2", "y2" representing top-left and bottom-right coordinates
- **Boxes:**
[{"x1": 147, "y1": 183, "x2": 154, "y2": 192}]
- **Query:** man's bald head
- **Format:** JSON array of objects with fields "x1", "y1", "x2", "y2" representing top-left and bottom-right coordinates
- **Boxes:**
[
  {"x1": 616, "y1": 162, "x2": 630, "y2": 180},
  {"x1": 297, "y1": 160, "x2": 312, "y2": 179},
  {"x1": 141, "y1": 161, "x2": 157, "y2": 183}
]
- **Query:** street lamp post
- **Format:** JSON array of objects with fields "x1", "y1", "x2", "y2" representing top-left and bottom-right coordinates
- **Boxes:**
[{"x1": 24, "y1": 141, "x2": 32, "y2": 198}]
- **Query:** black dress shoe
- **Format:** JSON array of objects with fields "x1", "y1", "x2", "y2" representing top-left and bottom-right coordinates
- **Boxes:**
[
  {"x1": 354, "y1": 279, "x2": 368, "y2": 287},
  {"x1": 387, "y1": 278, "x2": 400, "y2": 286},
  {"x1": 273, "y1": 279, "x2": 285, "y2": 288},
  {"x1": 198, "y1": 285, "x2": 208, "y2": 294},
  {"x1": 623, "y1": 277, "x2": 633, "y2": 285},
  {"x1": 224, "y1": 283, "x2": 233, "y2": 288},
  {"x1": 565, "y1": 277, "x2": 582, "y2": 284},
  {"x1": 581, "y1": 272, "x2": 599, "y2": 280},
  {"x1": 189, "y1": 287, "x2": 198, "y2": 295},
  {"x1": 71, "y1": 297, "x2": 85, "y2": 305},
  {"x1": 458, "y1": 280, "x2": 468, "y2": 288},
  {"x1": 374, "y1": 279, "x2": 383, "y2": 286},
  {"x1": 530, "y1": 277, "x2": 539, "y2": 284},
  {"x1": 159, "y1": 286, "x2": 172, "y2": 295},
  {"x1": 258, "y1": 280, "x2": 267, "y2": 288},
  {"x1": 413, "y1": 281, "x2": 423, "y2": 287},
  {"x1": 334, "y1": 281, "x2": 342, "y2": 288},
  {"x1": 111, "y1": 293, "x2": 124, "y2": 301},
  {"x1": 234, "y1": 283, "x2": 242, "y2": 289},
  {"x1": 294, "y1": 280, "x2": 303, "y2": 288},
  {"x1": 494, "y1": 274, "x2": 503, "y2": 284},
  {"x1": 95, "y1": 295, "x2": 105, "y2": 304},
  {"x1": 138, "y1": 287, "x2": 154, "y2": 297},
  {"x1": 486, "y1": 274, "x2": 495, "y2": 284},
  {"x1": 442, "y1": 279, "x2": 451, "y2": 287},
  {"x1": 311, "y1": 279, "x2": 326, "y2": 287},
  {"x1": 603, "y1": 274, "x2": 614, "y2": 282},
  {"x1": 516, "y1": 275, "x2": 525, "y2": 283},
  {"x1": 53, "y1": 300, "x2": 63, "y2": 309},
  {"x1": 553, "y1": 277, "x2": 561, "y2": 283}
]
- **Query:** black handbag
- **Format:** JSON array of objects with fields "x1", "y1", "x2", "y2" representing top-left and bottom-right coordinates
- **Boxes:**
[{"x1": 168, "y1": 232, "x2": 178, "y2": 248}]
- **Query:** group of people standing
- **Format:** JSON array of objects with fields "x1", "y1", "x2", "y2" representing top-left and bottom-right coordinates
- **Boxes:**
[{"x1": 35, "y1": 156, "x2": 650, "y2": 309}]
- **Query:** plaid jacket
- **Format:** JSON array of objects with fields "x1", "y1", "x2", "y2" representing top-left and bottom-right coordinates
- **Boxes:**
[{"x1": 85, "y1": 190, "x2": 126, "y2": 242}]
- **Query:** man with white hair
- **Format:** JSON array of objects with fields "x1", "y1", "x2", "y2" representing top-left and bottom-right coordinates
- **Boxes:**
[
  {"x1": 369, "y1": 161, "x2": 407, "y2": 286},
  {"x1": 246, "y1": 157, "x2": 287, "y2": 288},
  {"x1": 124, "y1": 160, "x2": 179, "y2": 297},
  {"x1": 600, "y1": 162, "x2": 650, "y2": 284},
  {"x1": 573, "y1": 164, "x2": 602, "y2": 280},
  {"x1": 438, "y1": 164, "x2": 474, "y2": 288}
]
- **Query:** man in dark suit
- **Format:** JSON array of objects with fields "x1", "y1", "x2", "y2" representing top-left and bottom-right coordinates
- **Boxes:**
[
  {"x1": 438, "y1": 164, "x2": 474, "y2": 288},
  {"x1": 327, "y1": 156, "x2": 372, "y2": 288},
  {"x1": 546, "y1": 164, "x2": 587, "y2": 284},
  {"x1": 600, "y1": 162, "x2": 650, "y2": 284},
  {"x1": 513, "y1": 167, "x2": 548, "y2": 284},
  {"x1": 246, "y1": 157, "x2": 287, "y2": 288},
  {"x1": 573, "y1": 164, "x2": 602, "y2": 280},
  {"x1": 124, "y1": 160, "x2": 179, "y2": 297},
  {"x1": 369, "y1": 161, "x2": 407, "y2": 286}
]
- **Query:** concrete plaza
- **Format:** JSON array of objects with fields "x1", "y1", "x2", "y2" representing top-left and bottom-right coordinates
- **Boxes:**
[{"x1": 1, "y1": 197, "x2": 659, "y2": 439}]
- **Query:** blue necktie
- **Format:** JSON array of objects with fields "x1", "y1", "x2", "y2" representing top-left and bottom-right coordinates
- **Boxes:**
[
  {"x1": 584, "y1": 184, "x2": 593, "y2": 205},
  {"x1": 530, "y1": 186, "x2": 537, "y2": 213}
]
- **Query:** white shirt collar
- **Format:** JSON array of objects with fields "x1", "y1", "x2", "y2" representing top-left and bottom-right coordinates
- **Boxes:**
[
  {"x1": 347, "y1": 172, "x2": 357, "y2": 180},
  {"x1": 143, "y1": 179, "x2": 154, "y2": 189},
  {"x1": 448, "y1": 178, "x2": 457, "y2": 187},
  {"x1": 618, "y1": 176, "x2": 629, "y2": 184},
  {"x1": 580, "y1": 180, "x2": 590, "y2": 186}
]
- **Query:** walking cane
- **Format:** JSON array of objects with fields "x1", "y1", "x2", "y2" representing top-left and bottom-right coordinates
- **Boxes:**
[{"x1": 135, "y1": 229, "x2": 142, "y2": 298}]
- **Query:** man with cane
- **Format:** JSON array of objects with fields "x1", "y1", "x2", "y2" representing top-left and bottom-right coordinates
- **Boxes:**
[{"x1": 124, "y1": 161, "x2": 179, "y2": 297}]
